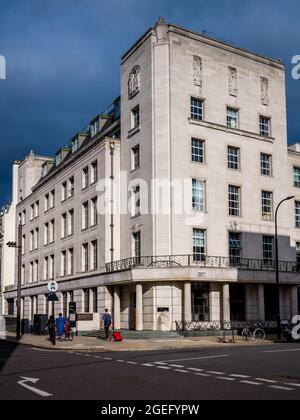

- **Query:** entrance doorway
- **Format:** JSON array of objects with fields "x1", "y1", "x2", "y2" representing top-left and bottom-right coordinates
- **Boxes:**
[
  {"x1": 230, "y1": 284, "x2": 246, "y2": 321},
  {"x1": 264, "y1": 284, "x2": 277, "y2": 321},
  {"x1": 129, "y1": 292, "x2": 136, "y2": 330}
]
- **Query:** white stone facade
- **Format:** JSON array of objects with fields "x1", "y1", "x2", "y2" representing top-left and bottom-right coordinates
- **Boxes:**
[{"x1": 3, "y1": 19, "x2": 300, "y2": 332}]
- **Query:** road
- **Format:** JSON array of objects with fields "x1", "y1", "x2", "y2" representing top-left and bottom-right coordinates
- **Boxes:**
[{"x1": 1, "y1": 340, "x2": 300, "y2": 400}]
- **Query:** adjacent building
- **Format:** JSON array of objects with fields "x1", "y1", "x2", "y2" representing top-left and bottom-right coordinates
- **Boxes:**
[{"x1": 3, "y1": 18, "x2": 300, "y2": 332}]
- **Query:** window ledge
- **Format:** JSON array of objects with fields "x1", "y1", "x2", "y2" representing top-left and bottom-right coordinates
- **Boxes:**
[
  {"x1": 189, "y1": 118, "x2": 275, "y2": 143},
  {"x1": 128, "y1": 126, "x2": 140, "y2": 139}
]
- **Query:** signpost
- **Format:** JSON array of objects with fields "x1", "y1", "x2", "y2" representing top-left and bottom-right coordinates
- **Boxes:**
[{"x1": 47, "y1": 281, "x2": 59, "y2": 346}]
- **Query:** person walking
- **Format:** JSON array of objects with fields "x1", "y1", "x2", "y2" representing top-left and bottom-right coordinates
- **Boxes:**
[
  {"x1": 46, "y1": 315, "x2": 56, "y2": 345},
  {"x1": 56, "y1": 313, "x2": 66, "y2": 341},
  {"x1": 102, "y1": 309, "x2": 113, "y2": 341}
]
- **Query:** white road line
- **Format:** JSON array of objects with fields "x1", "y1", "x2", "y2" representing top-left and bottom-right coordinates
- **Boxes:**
[
  {"x1": 117, "y1": 360, "x2": 125, "y2": 363},
  {"x1": 104, "y1": 358, "x2": 113, "y2": 361},
  {"x1": 127, "y1": 361, "x2": 137, "y2": 365},
  {"x1": 155, "y1": 362, "x2": 167, "y2": 365},
  {"x1": 141, "y1": 363, "x2": 155, "y2": 367},
  {"x1": 284, "y1": 382, "x2": 300, "y2": 388},
  {"x1": 83, "y1": 354, "x2": 92, "y2": 357},
  {"x1": 156, "y1": 366, "x2": 172, "y2": 370},
  {"x1": 75, "y1": 353, "x2": 83, "y2": 356},
  {"x1": 18, "y1": 377, "x2": 53, "y2": 398},
  {"x1": 208, "y1": 371, "x2": 225, "y2": 376},
  {"x1": 241, "y1": 380, "x2": 262, "y2": 386},
  {"x1": 270, "y1": 385, "x2": 295, "y2": 392},
  {"x1": 264, "y1": 348, "x2": 300, "y2": 354},
  {"x1": 255, "y1": 378, "x2": 277, "y2": 384},
  {"x1": 157, "y1": 355, "x2": 229, "y2": 363},
  {"x1": 169, "y1": 364, "x2": 185, "y2": 368},
  {"x1": 230, "y1": 374, "x2": 250, "y2": 379},
  {"x1": 94, "y1": 356, "x2": 102, "y2": 359},
  {"x1": 194, "y1": 373, "x2": 211, "y2": 377},
  {"x1": 217, "y1": 377, "x2": 235, "y2": 381},
  {"x1": 174, "y1": 369, "x2": 190, "y2": 373},
  {"x1": 188, "y1": 368, "x2": 204, "y2": 372}
]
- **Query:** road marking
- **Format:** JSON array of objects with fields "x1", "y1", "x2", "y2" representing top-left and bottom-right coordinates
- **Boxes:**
[
  {"x1": 217, "y1": 377, "x2": 235, "y2": 381},
  {"x1": 270, "y1": 385, "x2": 295, "y2": 391},
  {"x1": 155, "y1": 362, "x2": 167, "y2": 365},
  {"x1": 17, "y1": 377, "x2": 53, "y2": 398},
  {"x1": 75, "y1": 353, "x2": 83, "y2": 356},
  {"x1": 156, "y1": 366, "x2": 171, "y2": 370},
  {"x1": 83, "y1": 354, "x2": 92, "y2": 357},
  {"x1": 208, "y1": 371, "x2": 225, "y2": 376},
  {"x1": 169, "y1": 364, "x2": 185, "y2": 368},
  {"x1": 188, "y1": 368, "x2": 204, "y2": 372},
  {"x1": 264, "y1": 348, "x2": 300, "y2": 354},
  {"x1": 174, "y1": 369, "x2": 190, "y2": 373},
  {"x1": 158, "y1": 355, "x2": 229, "y2": 363},
  {"x1": 141, "y1": 363, "x2": 154, "y2": 367},
  {"x1": 230, "y1": 374, "x2": 250, "y2": 379},
  {"x1": 284, "y1": 382, "x2": 300, "y2": 388},
  {"x1": 104, "y1": 357, "x2": 113, "y2": 361},
  {"x1": 241, "y1": 380, "x2": 262, "y2": 386},
  {"x1": 127, "y1": 361, "x2": 137, "y2": 365},
  {"x1": 94, "y1": 356, "x2": 102, "y2": 359},
  {"x1": 255, "y1": 378, "x2": 277, "y2": 384}
]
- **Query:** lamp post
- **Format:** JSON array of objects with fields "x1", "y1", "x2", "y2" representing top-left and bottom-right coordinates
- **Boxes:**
[
  {"x1": 7, "y1": 222, "x2": 22, "y2": 340},
  {"x1": 275, "y1": 196, "x2": 295, "y2": 341}
]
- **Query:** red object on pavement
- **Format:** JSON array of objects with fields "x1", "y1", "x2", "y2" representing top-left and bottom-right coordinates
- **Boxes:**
[{"x1": 113, "y1": 331, "x2": 123, "y2": 342}]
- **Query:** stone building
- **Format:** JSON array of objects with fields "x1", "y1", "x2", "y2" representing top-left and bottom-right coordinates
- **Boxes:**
[{"x1": 3, "y1": 19, "x2": 300, "y2": 332}]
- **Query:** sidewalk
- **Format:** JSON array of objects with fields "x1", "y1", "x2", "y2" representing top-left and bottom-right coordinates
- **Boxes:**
[{"x1": 1, "y1": 333, "x2": 274, "y2": 352}]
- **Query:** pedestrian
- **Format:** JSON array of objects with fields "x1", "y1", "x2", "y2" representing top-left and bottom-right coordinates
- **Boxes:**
[
  {"x1": 46, "y1": 315, "x2": 56, "y2": 345},
  {"x1": 56, "y1": 313, "x2": 66, "y2": 341},
  {"x1": 102, "y1": 309, "x2": 112, "y2": 341}
]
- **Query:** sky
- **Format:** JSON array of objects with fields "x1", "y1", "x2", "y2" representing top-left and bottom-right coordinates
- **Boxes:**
[{"x1": 0, "y1": 0, "x2": 300, "y2": 206}]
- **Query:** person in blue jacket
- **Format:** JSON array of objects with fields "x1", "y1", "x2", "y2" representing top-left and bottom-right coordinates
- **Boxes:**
[{"x1": 56, "y1": 313, "x2": 66, "y2": 340}]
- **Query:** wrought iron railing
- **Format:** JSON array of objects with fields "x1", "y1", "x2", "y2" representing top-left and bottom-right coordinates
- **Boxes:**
[
  {"x1": 105, "y1": 255, "x2": 300, "y2": 274},
  {"x1": 175, "y1": 320, "x2": 277, "y2": 332}
]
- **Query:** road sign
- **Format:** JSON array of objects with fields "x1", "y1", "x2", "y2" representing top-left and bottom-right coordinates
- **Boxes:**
[
  {"x1": 47, "y1": 281, "x2": 58, "y2": 293},
  {"x1": 47, "y1": 293, "x2": 59, "y2": 302}
]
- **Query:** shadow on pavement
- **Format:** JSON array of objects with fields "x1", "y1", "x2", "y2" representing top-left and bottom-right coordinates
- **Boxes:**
[{"x1": 0, "y1": 337, "x2": 20, "y2": 373}]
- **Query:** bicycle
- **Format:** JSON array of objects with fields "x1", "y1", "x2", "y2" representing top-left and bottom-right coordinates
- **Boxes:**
[
  {"x1": 241, "y1": 323, "x2": 266, "y2": 341},
  {"x1": 64, "y1": 326, "x2": 74, "y2": 342}
]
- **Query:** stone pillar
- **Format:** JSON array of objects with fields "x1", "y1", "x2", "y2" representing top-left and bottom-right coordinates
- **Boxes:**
[
  {"x1": 222, "y1": 284, "x2": 231, "y2": 323},
  {"x1": 184, "y1": 282, "x2": 192, "y2": 323},
  {"x1": 89, "y1": 289, "x2": 94, "y2": 313},
  {"x1": 113, "y1": 286, "x2": 121, "y2": 330},
  {"x1": 290, "y1": 286, "x2": 299, "y2": 318},
  {"x1": 209, "y1": 283, "x2": 221, "y2": 322},
  {"x1": 136, "y1": 284, "x2": 143, "y2": 331},
  {"x1": 258, "y1": 284, "x2": 265, "y2": 321}
]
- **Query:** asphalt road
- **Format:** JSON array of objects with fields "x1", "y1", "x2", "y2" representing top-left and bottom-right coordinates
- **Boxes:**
[{"x1": 1, "y1": 340, "x2": 300, "y2": 400}]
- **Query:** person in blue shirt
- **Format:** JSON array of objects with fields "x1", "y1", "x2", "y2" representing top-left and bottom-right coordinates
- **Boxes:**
[
  {"x1": 56, "y1": 313, "x2": 66, "y2": 340},
  {"x1": 102, "y1": 309, "x2": 112, "y2": 340}
]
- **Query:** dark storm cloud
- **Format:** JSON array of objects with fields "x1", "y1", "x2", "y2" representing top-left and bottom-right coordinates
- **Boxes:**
[{"x1": 0, "y1": 0, "x2": 300, "y2": 205}]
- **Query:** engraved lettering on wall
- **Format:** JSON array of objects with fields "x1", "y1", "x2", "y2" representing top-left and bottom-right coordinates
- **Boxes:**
[
  {"x1": 261, "y1": 77, "x2": 269, "y2": 106},
  {"x1": 193, "y1": 56, "x2": 202, "y2": 88}
]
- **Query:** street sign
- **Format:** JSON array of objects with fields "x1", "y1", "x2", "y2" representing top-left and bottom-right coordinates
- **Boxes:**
[
  {"x1": 47, "y1": 281, "x2": 58, "y2": 293},
  {"x1": 47, "y1": 293, "x2": 59, "y2": 302}
]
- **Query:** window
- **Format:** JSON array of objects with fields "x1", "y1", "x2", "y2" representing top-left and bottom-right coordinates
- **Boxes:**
[
  {"x1": 34, "y1": 201, "x2": 39, "y2": 218},
  {"x1": 296, "y1": 243, "x2": 300, "y2": 267},
  {"x1": 49, "y1": 255, "x2": 54, "y2": 280},
  {"x1": 61, "y1": 251, "x2": 67, "y2": 277},
  {"x1": 191, "y1": 138, "x2": 205, "y2": 163},
  {"x1": 34, "y1": 228, "x2": 39, "y2": 250},
  {"x1": 50, "y1": 190, "x2": 55, "y2": 209},
  {"x1": 68, "y1": 177, "x2": 74, "y2": 198},
  {"x1": 83, "y1": 289, "x2": 89, "y2": 313},
  {"x1": 68, "y1": 209, "x2": 74, "y2": 236},
  {"x1": 30, "y1": 204, "x2": 34, "y2": 221},
  {"x1": 71, "y1": 137, "x2": 80, "y2": 153},
  {"x1": 91, "y1": 119, "x2": 100, "y2": 137},
  {"x1": 133, "y1": 232, "x2": 141, "y2": 261},
  {"x1": 131, "y1": 106, "x2": 140, "y2": 129},
  {"x1": 192, "y1": 179, "x2": 206, "y2": 212},
  {"x1": 262, "y1": 191, "x2": 273, "y2": 221},
  {"x1": 29, "y1": 262, "x2": 34, "y2": 283},
  {"x1": 82, "y1": 167, "x2": 89, "y2": 189},
  {"x1": 61, "y1": 182, "x2": 67, "y2": 202},
  {"x1": 263, "y1": 236, "x2": 274, "y2": 265},
  {"x1": 44, "y1": 257, "x2": 49, "y2": 281},
  {"x1": 61, "y1": 213, "x2": 67, "y2": 238},
  {"x1": 193, "y1": 229, "x2": 206, "y2": 262},
  {"x1": 50, "y1": 220, "x2": 55, "y2": 243},
  {"x1": 132, "y1": 185, "x2": 141, "y2": 217},
  {"x1": 82, "y1": 202, "x2": 89, "y2": 230},
  {"x1": 261, "y1": 153, "x2": 272, "y2": 176},
  {"x1": 44, "y1": 222, "x2": 49, "y2": 246},
  {"x1": 67, "y1": 248, "x2": 74, "y2": 276},
  {"x1": 21, "y1": 210, "x2": 26, "y2": 226},
  {"x1": 91, "y1": 240, "x2": 98, "y2": 271},
  {"x1": 91, "y1": 161, "x2": 98, "y2": 184},
  {"x1": 293, "y1": 167, "x2": 300, "y2": 188},
  {"x1": 45, "y1": 194, "x2": 49, "y2": 212},
  {"x1": 21, "y1": 264, "x2": 25, "y2": 285},
  {"x1": 295, "y1": 202, "x2": 300, "y2": 228},
  {"x1": 82, "y1": 243, "x2": 89, "y2": 272},
  {"x1": 228, "y1": 146, "x2": 240, "y2": 170},
  {"x1": 34, "y1": 260, "x2": 39, "y2": 283},
  {"x1": 191, "y1": 97, "x2": 204, "y2": 121},
  {"x1": 260, "y1": 116, "x2": 271, "y2": 137},
  {"x1": 229, "y1": 232, "x2": 242, "y2": 264},
  {"x1": 91, "y1": 198, "x2": 98, "y2": 227},
  {"x1": 30, "y1": 230, "x2": 34, "y2": 251},
  {"x1": 227, "y1": 107, "x2": 239, "y2": 129},
  {"x1": 22, "y1": 235, "x2": 26, "y2": 255},
  {"x1": 131, "y1": 145, "x2": 140, "y2": 171},
  {"x1": 192, "y1": 283, "x2": 209, "y2": 322},
  {"x1": 228, "y1": 185, "x2": 241, "y2": 217}
]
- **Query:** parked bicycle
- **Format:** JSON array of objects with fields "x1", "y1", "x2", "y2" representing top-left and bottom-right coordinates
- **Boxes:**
[{"x1": 241, "y1": 322, "x2": 266, "y2": 341}]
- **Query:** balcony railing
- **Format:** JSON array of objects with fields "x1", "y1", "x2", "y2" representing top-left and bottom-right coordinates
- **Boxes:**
[{"x1": 105, "y1": 255, "x2": 300, "y2": 274}]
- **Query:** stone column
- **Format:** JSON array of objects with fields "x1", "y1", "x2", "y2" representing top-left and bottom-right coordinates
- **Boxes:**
[
  {"x1": 222, "y1": 284, "x2": 230, "y2": 323},
  {"x1": 136, "y1": 284, "x2": 143, "y2": 331},
  {"x1": 184, "y1": 282, "x2": 192, "y2": 323},
  {"x1": 290, "y1": 286, "x2": 299, "y2": 318},
  {"x1": 258, "y1": 284, "x2": 265, "y2": 321},
  {"x1": 89, "y1": 289, "x2": 94, "y2": 314},
  {"x1": 113, "y1": 286, "x2": 121, "y2": 330}
]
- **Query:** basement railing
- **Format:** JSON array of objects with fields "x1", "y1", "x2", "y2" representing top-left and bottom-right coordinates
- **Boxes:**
[{"x1": 105, "y1": 255, "x2": 300, "y2": 274}]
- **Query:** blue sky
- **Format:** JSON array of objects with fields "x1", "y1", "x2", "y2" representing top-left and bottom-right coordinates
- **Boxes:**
[{"x1": 0, "y1": 0, "x2": 300, "y2": 206}]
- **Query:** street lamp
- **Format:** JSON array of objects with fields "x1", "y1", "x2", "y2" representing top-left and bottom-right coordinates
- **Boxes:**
[
  {"x1": 7, "y1": 223, "x2": 22, "y2": 340},
  {"x1": 275, "y1": 196, "x2": 295, "y2": 341}
]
